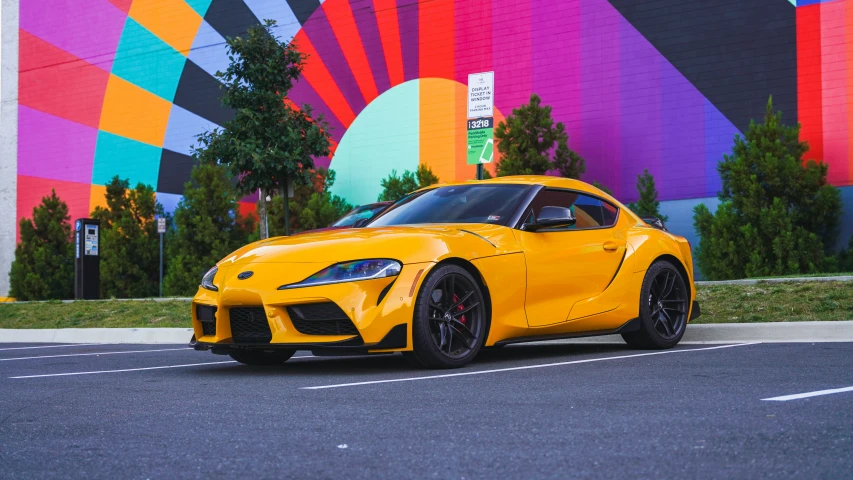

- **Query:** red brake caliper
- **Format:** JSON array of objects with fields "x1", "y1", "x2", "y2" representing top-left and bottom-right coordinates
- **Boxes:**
[{"x1": 453, "y1": 294, "x2": 466, "y2": 324}]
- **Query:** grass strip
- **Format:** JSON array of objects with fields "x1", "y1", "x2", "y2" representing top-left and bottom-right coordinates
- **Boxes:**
[
  {"x1": 693, "y1": 281, "x2": 853, "y2": 323},
  {"x1": 0, "y1": 282, "x2": 851, "y2": 329}
]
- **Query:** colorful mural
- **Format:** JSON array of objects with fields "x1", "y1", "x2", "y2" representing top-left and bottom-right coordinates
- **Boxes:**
[{"x1": 15, "y1": 0, "x2": 853, "y2": 238}]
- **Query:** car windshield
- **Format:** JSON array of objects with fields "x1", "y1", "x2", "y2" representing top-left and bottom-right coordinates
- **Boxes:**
[
  {"x1": 331, "y1": 204, "x2": 387, "y2": 227},
  {"x1": 369, "y1": 184, "x2": 530, "y2": 227}
]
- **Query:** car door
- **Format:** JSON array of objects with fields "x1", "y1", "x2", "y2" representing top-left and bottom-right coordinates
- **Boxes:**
[{"x1": 515, "y1": 189, "x2": 626, "y2": 327}]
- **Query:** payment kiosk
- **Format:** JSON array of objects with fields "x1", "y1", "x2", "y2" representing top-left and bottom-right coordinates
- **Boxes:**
[{"x1": 74, "y1": 218, "x2": 100, "y2": 300}]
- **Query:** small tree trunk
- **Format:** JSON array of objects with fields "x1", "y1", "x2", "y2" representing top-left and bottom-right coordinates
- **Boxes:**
[
  {"x1": 284, "y1": 180, "x2": 291, "y2": 236},
  {"x1": 258, "y1": 188, "x2": 268, "y2": 239}
]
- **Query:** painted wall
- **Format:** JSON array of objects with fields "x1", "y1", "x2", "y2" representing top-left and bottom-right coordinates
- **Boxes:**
[{"x1": 3, "y1": 0, "x2": 853, "y2": 293}]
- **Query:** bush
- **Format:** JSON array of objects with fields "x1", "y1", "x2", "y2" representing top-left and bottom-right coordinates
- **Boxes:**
[
  {"x1": 92, "y1": 176, "x2": 164, "y2": 298},
  {"x1": 626, "y1": 169, "x2": 668, "y2": 221},
  {"x1": 300, "y1": 191, "x2": 353, "y2": 230},
  {"x1": 9, "y1": 190, "x2": 74, "y2": 300},
  {"x1": 163, "y1": 163, "x2": 255, "y2": 296},
  {"x1": 494, "y1": 93, "x2": 584, "y2": 178},
  {"x1": 378, "y1": 164, "x2": 439, "y2": 202},
  {"x1": 693, "y1": 98, "x2": 842, "y2": 280}
]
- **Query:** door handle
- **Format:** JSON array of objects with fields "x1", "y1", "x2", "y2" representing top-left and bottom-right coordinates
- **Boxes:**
[{"x1": 603, "y1": 241, "x2": 619, "y2": 252}]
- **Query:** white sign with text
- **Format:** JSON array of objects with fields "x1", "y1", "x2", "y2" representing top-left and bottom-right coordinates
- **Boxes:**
[{"x1": 467, "y1": 72, "x2": 494, "y2": 119}]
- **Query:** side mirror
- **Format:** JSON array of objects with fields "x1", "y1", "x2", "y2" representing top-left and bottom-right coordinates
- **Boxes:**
[
  {"x1": 525, "y1": 206, "x2": 576, "y2": 231},
  {"x1": 352, "y1": 218, "x2": 370, "y2": 228}
]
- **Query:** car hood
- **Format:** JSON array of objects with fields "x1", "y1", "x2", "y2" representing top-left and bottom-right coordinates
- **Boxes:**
[{"x1": 218, "y1": 223, "x2": 520, "y2": 267}]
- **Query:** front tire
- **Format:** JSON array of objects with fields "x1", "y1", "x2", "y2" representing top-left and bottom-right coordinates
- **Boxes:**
[
  {"x1": 621, "y1": 260, "x2": 689, "y2": 349},
  {"x1": 228, "y1": 350, "x2": 295, "y2": 366},
  {"x1": 407, "y1": 265, "x2": 488, "y2": 369}
]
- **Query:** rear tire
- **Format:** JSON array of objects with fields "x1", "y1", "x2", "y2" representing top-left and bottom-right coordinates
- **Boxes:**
[
  {"x1": 228, "y1": 350, "x2": 295, "y2": 365},
  {"x1": 408, "y1": 265, "x2": 488, "y2": 369},
  {"x1": 621, "y1": 260, "x2": 689, "y2": 349}
]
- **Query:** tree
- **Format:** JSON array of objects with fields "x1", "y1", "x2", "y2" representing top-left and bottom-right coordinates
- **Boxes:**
[
  {"x1": 92, "y1": 176, "x2": 164, "y2": 298},
  {"x1": 9, "y1": 190, "x2": 74, "y2": 300},
  {"x1": 494, "y1": 93, "x2": 584, "y2": 178},
  {"x1": 591, "y1": 181, "x2": 613, "y2": 196},
  {"x1": 193, "y1": 20, "x2": 332, "y2": 239},
  {"x1": 378, "y1": 164, "x2": 439, "y2": 202},
  {"x1": 693, "y1": 97, "x2": 842, "y2": 280},
  {"x1": 266, "y1": 167, "x2": 334, "y2": 235},
  {"x1": 835, "y1": 236, "x2": 853, "y2": 272},
  {"x1": 626, "y1": 169, "x2": 668, "y2": 221},
  {"x1": 163, "y1": 163, "x2": 255, "y2": 296},
  {"x1": 300, "y1": 191, "x2": 353, "y2": 230}
]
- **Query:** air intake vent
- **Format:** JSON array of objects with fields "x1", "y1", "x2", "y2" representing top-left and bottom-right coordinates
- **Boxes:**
[
  {"x1": 196, "y1": 305, "x2": 217, "y2": 337},
  {"x1": 229, "y1": 307, "x2": 272, "y2": 343},
  {"x1": 286, "y1": 303, "x2": 359, "y2": 336}
]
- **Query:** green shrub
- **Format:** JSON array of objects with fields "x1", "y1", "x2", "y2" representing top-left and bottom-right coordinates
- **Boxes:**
[
  {"x1": 626, "y1": 169, "x2": 668, "y2": 221},
  {"x1": 378, "y1": 164, "x2": 439, "y2": 202},
  {"x1": 92, "y1": 176, "x2": 164, "y2": 298},
  {"x1": 163, "y1": 163, "x2": 255, "y2": 296},
  {"x1": 9, "y1": 190, "x2": 74, "y2": 300},
  {"x1": 693, "y1": 97, "x2": 842, "y2": 280},
  {"x1": 494, "y1": 93, "x2": 584, "y2": 179}
]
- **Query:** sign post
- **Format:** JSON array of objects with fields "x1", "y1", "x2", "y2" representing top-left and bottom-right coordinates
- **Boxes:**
[
  {"x1": 467, "y1": 72, "x2": 495, "y2": 179},
  {"x1": 157, "y1": 217, "x2": 166, "y2": 297}
]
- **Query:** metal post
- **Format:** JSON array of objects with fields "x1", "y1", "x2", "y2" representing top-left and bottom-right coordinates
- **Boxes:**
[
  {"x1": 476, "y1": 164, "x2": 484, "y2": 180},
  {"x1": 159, "y1": 232, "x2": 163, "y2": 297}
]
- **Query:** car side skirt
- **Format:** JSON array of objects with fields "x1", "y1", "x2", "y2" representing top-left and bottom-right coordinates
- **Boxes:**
[{"x1": 493, "y1": 317, "x2": 641, "y2": 346}]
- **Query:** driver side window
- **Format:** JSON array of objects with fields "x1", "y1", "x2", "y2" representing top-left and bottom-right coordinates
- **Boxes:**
[{"x1": 525, "y1": 189, "x2": 618, "y2": 230}]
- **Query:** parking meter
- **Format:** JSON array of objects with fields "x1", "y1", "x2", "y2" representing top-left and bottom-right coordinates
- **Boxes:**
[{"x1": 74, "y1": 218, "x2": 100, "y2": 300}]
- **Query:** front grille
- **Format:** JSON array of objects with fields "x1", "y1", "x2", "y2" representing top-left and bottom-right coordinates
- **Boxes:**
[
  {"x1": 196, "y1": 305, "x2": 217, "y2": 337},
  {"x1": 287, "y1": 303, "x2": 359, "y2": 336},
  {"x1": 229, "y1": 307, "x2": 272, "y2": 343}
]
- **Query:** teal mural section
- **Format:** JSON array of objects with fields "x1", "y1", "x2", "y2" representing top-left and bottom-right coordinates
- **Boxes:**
[
  {"x1": 92, "y1": 131, "x2": 162, "y2": 188},
  {"x1": 111, "y1": 18, "x2": 187, "y2": 102},
  {"x1": 329, "y1": 80, "x2": 421, "y2": 207}
]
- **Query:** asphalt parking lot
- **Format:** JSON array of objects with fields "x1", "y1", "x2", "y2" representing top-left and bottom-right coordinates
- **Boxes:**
[{"x1": 0, "y1": 341, "x2": 851, "y2": 479}]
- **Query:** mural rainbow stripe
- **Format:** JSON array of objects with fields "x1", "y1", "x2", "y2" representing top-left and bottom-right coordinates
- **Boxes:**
[{"x1": 15, "y1": 0, "x2": 853, "y2": 238}]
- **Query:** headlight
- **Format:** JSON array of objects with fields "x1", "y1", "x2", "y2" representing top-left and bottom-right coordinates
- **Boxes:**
[
  {"x1": 278, "y1": 259, "x2": 401, "y2": 290},
  {"x1": 201, "y1": 266, "x2": 218, "y2": 291}
]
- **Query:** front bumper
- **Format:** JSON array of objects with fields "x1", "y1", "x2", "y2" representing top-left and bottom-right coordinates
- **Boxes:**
[
  {"x1": 190, "y1": 262, "x2": 433, "y2": 352},
  {"x1": 689, "y1": 300, "x2": 701, "y2": 321},
  {"x1": 190, "y1": 323, "x2": 408, "y2": 356}
]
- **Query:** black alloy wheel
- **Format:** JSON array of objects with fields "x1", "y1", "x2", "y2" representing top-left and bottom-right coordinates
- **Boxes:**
[
  {"x1": 622, "y1": 260, "x2": 689, "y2": 349},
  {"x1": 407, "y1": 265, "x2": 487, "y2": 368}
]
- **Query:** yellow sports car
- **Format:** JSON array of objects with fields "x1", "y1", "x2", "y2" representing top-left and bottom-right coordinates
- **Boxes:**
[{"x1": 190, "y1": 176, "x2": 699, "y2": 368}]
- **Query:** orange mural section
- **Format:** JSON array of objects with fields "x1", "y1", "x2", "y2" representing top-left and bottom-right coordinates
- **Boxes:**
[
  {"x1": 419, "y1": 78, "x2": 460, "y2": 183},
  {"x1": 128, "y1": 0, "x2": 203, "y2": 54},
  {"x1": 99, "y1": 74, "x2": 172, "y2": 147}
]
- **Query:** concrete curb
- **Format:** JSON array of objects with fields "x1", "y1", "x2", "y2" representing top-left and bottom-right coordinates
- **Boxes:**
[
  {"x1": 0, "y1": 328, "x2": 194, "y2": 344},
  {"x1": 539, "y1": 321, "x2": 853, "y2": 345},
  {"x1": 1, "y1": 322, "x2": 852, "y2": 345},
  {"x1": 696, "y1": 276, "x2": 853, "y2": 286}
]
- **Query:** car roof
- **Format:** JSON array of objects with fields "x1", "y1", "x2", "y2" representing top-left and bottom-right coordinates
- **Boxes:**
[{"x1": 416, "y1": 175, "x2": 612, "y2": 199}]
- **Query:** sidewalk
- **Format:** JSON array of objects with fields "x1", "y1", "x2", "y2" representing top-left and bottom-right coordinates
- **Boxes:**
[{"x1": 2, "y1": 322, "x2": 852, "y2": 345}]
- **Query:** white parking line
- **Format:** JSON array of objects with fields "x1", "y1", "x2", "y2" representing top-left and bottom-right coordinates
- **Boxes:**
[
  {"x1": 0, "y1": 343, "x2": 100, "y2": 351},
  {"x1": 0, "y1": 348, "x2": 188, "y2": 362},
  {"x1": 762, "y1": 386, "x2": 853, "y2": 402},
  {"x1": 10, "y1": 361, "x2": 236, "y2": 379},
  {"x1": 302, "y1": 343, "x2": 760, "y2": 390}
]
